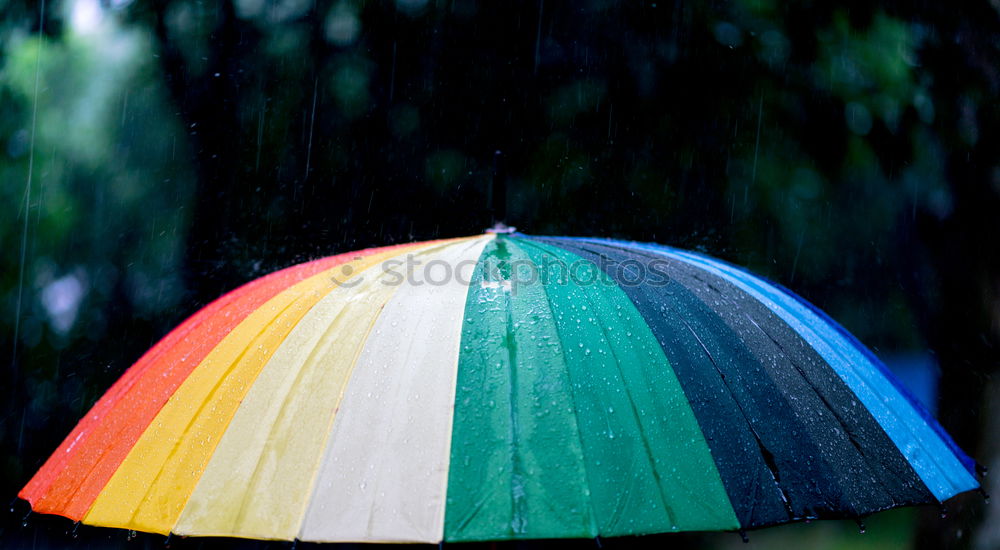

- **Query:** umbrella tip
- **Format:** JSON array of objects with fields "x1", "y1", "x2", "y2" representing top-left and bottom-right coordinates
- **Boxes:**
[
  {"x1": 738, "y1": 529, "x2": 749, "y2": 543},
  {"x1": 486, "y1": 222, "x2": 516, "y2": 234}
]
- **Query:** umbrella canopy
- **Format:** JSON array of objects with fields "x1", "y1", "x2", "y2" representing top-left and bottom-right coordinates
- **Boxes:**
[{"x1": 20, "y1": 233, "x2": 979, "y2": 543}]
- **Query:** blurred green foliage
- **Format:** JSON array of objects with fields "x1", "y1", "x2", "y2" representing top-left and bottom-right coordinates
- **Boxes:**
[
  {"x1": 1, "y1": 0, "x2": 192, "y2": 520},
  {"x1": 2, "y1": 0, "x2": 998, "y2": 548}
]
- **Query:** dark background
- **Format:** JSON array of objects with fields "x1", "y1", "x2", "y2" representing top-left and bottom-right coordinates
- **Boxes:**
[{"x1": 2, "y1": 1, "x2": 999, "y2": 548}]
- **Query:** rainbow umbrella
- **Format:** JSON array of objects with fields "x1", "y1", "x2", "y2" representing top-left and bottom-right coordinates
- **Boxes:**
[{"x1": 20, "y1": 233, "x2": 979, "y2": 543}]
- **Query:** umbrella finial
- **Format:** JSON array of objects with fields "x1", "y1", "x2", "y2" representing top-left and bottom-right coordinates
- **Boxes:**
[{"x1": 486, "y1": 221, "x2": 516, "y2": 234}]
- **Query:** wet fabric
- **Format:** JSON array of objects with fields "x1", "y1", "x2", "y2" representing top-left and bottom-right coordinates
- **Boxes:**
[
  {"x1": 444, "y1": 238, "x2": 737, "y2": 541},
  {"x1": 19, "y1": 233, "x2": 978, "y2": 543},
  {"x1": 535, "y1": 237, "x2": 937, "y2": 527}
]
